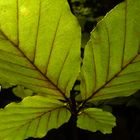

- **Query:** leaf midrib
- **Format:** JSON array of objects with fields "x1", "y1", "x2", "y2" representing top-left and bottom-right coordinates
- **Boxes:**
[
  {"x1": 87, "y1": 0, "x2": 140, "y2": 102},
  {"x1": 0, "y1": 30, "x2": 67, "y2": 99},
  {"x1": 1, "y1": 106, "x2": 66, "y2": 139},
  {"x1": 88, "y1": 52, "x2": 140, "y2": 101}
]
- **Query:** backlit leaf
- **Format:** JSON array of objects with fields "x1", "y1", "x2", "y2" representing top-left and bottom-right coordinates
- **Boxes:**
[
  {"x1": 0, "y1": 0, "x2": 81, "y2": 100},
  {"x1": 0, "y1": 95, "x2": 70, "y2": 140},
  {"x1": 12, "y1": 85, "x2": 34, "y2": 99},
  {"x1": 0, "y1": 78, "x2": 15, "y2": 89},
  {"x1": 77, "y1": 108, "x2": 116, "y2": 134},
  {"x1": 81, "y1": 0, "x2": 140, "y2": 101}
]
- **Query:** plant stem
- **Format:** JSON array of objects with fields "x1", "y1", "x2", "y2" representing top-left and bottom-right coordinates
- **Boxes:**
[{"x1": 69, "y1": 90, "x2": 79, "y2": 140}]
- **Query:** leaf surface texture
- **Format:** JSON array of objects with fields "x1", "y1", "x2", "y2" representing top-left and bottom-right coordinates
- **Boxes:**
[
  {"x1": 0, "y1": 96, "x2": 70, "y2": 140},
  {"x1": 77, "y1": 108, "x2": 116, "y2": 134},
  {"x1": 0, "y1": 0, "x2": 81, "y2": 99},
  {"x1": 81, "y1": 0, "x2": 140, "y2": 101}
]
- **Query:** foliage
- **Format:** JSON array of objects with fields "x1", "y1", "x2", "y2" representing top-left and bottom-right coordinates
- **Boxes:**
[{"x1": 0, "y1": 0, "x2": 139, "y2": 139}]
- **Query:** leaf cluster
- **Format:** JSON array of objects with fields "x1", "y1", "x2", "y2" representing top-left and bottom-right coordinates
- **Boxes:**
[{"x1": 0, "y1": 0, "x2": 139, "y2": 139}]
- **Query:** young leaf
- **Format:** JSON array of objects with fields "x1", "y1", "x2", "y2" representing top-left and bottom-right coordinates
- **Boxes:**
[
  {"x1": 77, "y1": 108, "x2": 116, "y2": 134},
  {"x1": 0, "y1": 96, "x2": 70, "y2": 140},
  {"x1": 12, "y1": 85, "x2": 34, "y2": 99},
  {"x1": 0, "y1": 0, "x2": 81, "y2": 100},
  {"x1": 81, "y1": 0, "x2": 140, "y2": 101}
]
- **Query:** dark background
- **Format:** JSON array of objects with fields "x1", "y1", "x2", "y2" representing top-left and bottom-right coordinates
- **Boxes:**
[{"x1": 0, "y1": 0, "x2": 140, "y2": 140}]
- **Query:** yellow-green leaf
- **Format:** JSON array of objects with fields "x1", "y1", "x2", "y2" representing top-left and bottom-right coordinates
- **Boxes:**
[
  {"x1": 77, "y1": 108, "x2": 116, "y2": 134},
  {"x1": 12, "y1": 85, "x2": 34, "y2": 99},
  {"x1": 81, "y1": 0, "x2": 140, "y2": 101},
  {"x1": 0, "y1": 0, "x2": 81, "y2": 100},
  {"x1": 0, "y1": 96, "x2": 70, "y2": 140},
  {"x1": 0, "y1": 78, "x2": 15, "y2": 89}
]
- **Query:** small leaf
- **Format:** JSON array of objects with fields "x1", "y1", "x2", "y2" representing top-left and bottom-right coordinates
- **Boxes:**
[
  {"x1": 0, "y1": 0, "x2": 81, "y2": 100},
  {"x1": 81, "y1": 0, "x2": 140, "y2": 101},
  {"x1": 12, "y1": 85, "x2": 34, "y2": 99},
  {"x1": 77, "y1": 108, "x2": 116, "y2": 134},
  {"x1": 0, "y1": 96, "x2": 70, "y2": 140}
]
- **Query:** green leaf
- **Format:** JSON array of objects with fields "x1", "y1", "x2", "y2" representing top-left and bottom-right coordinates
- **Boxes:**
[
  {"x1": 12, "y1": 85, "x2": 34, "y2": 99},
  {"x1": 0, "y1": 78, "x2": 15, "y2": 89},
  {"x1": 81, "y1": 0, "x2": 140, "y2": 101},
  {"x1": 0, "y1": 96, "x2": 70, "y2": 140},
  {"x1": 0, "y1": 0, "x2": 81, "y2": 100},
  {"x1": 77, "y1": 108, "x2": 116, "y2": 134}
]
